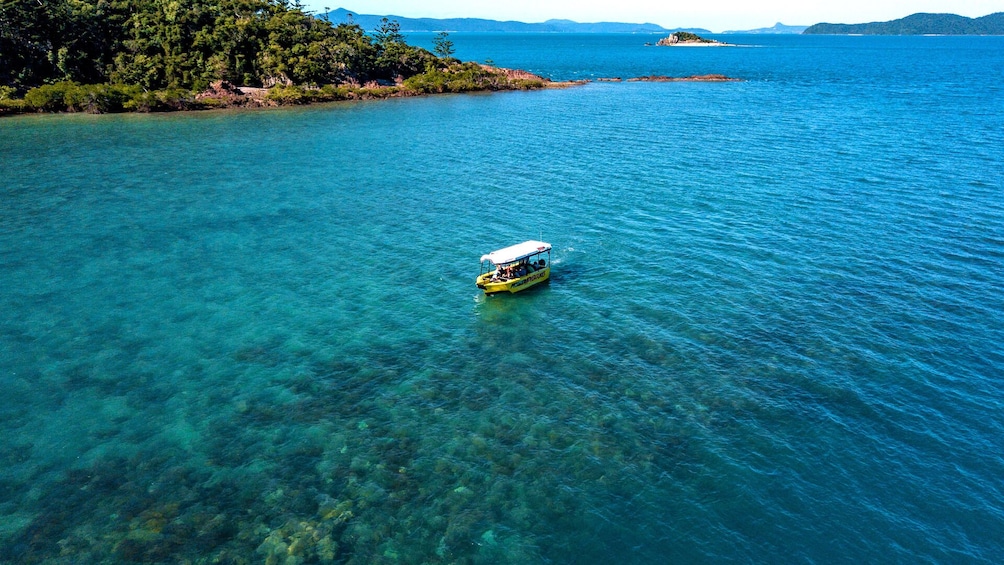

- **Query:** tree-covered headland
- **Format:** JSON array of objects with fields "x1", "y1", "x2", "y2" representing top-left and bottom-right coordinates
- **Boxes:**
[{"x1": 0, "y1": 0, "x2": 545, "y2": 114}]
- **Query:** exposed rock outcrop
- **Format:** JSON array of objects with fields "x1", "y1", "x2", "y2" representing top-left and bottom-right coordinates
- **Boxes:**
[
  {"x1": 627, "y1": 74, "x2": 740, "y2": 82},
  {"x1": 480, "y1": 66, "x2": 548, "y2": 82},
  {"x1": 195, "y1": 81, "x2": 259, "y2": 106}
]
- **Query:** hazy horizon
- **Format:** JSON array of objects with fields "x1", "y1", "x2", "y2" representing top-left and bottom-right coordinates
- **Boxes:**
[{"x1": 301, "y1": 1, "x2": 1001, "y2": 33}]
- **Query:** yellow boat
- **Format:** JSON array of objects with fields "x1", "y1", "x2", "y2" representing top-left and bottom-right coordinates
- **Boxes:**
[{"x1": 476, "y1": 240, "x2": 552, "y2": 294}]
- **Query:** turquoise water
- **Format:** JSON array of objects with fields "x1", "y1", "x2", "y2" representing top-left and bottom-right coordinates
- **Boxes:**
[{"x1": 2, "y1": 35, "x2": 1003, "y2": 563}]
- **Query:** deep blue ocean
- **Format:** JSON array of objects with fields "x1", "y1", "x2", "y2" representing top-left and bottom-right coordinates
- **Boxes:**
[{"x1": 2, "y1": 33, "x2": 1003, "y2": 563}]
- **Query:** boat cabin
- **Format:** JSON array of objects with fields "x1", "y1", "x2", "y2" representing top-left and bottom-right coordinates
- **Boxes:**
[{"x1": 476, "y1": 240, "x2": 552, "y2": 294}]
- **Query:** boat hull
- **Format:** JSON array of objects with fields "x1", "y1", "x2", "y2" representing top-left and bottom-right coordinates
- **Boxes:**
[{"x1": 476, "y1": 267, "x2": 550, "y2": 294}]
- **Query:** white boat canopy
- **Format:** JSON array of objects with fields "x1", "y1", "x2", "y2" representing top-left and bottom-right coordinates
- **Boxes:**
[{"x1": 480, "y1": 240, "x2": 551, "y2": 265}]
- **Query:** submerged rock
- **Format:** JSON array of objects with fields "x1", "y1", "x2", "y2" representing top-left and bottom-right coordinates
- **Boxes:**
[{"x1": 627, "y1": 74, "x2": 741, "y2": 82}]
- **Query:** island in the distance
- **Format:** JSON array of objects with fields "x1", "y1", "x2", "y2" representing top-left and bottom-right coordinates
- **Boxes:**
[
  {"x1": 803, "y1": 12, "x2": 1004, "y2": 34},
  {"x1": 723, "y1": 22, "x2": 807, "y2": 34},
  {"x1": 325, "y1": 7, "x2": 713, "y2": 35},
  {"x1": 649, "y1": 32, "x2": 733, "y2": 46}
]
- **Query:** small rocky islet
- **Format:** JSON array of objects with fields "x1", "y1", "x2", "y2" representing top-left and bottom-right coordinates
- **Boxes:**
[{"x1": 647, "y1": 31, "x2": 733, "y2": 46}]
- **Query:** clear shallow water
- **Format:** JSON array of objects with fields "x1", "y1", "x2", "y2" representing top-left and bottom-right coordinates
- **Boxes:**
[{"x1": 2, "y1": 35, "x2": 1003, "y2": 563}]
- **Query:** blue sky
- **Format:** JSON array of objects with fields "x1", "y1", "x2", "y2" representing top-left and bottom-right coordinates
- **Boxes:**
[{"x1": 303, "y1": 1, "x2": 1002, "y2": 32}]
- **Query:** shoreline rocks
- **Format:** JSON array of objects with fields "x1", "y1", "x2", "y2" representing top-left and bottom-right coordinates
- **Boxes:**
[
  {"x1": 3, "y1": 68, "x2": 740, "y2": 117},
  {"x1": 592, "y1": 75, "x2": 741, "y2": 83},
  {"x1": 191, "y1": 66, "x2": 557, "y2": 111},
  {"x1": 626, "y1": 74, "x2": 740, "y2": 82}
]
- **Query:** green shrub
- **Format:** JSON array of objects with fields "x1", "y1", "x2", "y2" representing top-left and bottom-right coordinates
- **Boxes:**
[
  {"x1": 403, "y1": 68, "x2": 449, "y2": 94},
  {"x1": 514, "y1": 79, "x2": 545, "y2": 90},
  {"x1": 24, "y1": 82, "x2": 79, "y2": 112},
  {"x1": 355, "y1": 86, "x2": 400, "y2": 99},
  {"x1": 265, "y1": 85, "x2": 314, "y2": 105},
  {"x1": 75, "y1": 84, "x2": 142, "y2": 113},
  {"x1": 155, "y1": 89, "x2": 197, "y2": 111},
  {"x1": 122, "y1": 90, "x2": 159, "y2": 112},
  {"x1": 123, "y1": 88, "x2": 197, "y2": 112},
  {"x1": 197, "y1": 97, "x2": 228, "y2": 108},
  {"x1": 0, "y1": 98, "x2": 29, "y2": 113},
  {"x1": 0, "y1": 85, "x2": 26, "y2": 112},
  {"x1": 23, "y1": 82, "x2": 145, "y2": 113},
  {"x1": 317, "y1": 85, "x2": 354, "y2": 101},
  {"x1": 403, "y1": 62, "x2": 546, "y2": 95}
]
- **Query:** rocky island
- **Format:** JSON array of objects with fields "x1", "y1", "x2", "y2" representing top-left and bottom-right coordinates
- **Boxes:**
[{"x1": 651, "y1": 32, "x2": 732, "y2": 46}]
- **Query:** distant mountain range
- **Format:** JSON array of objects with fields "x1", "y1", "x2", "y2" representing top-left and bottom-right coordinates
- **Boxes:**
[
  {"x1": 325, "y1": 8, "x2": 711, "y2": 34},
  {"x1": 804, "y1": 12, "x2": 1004, "y2": 34},
  {"x1": 323, "y1": 8, "x2": 1004, "y2": 36},
  {"x1": 722, "y1": 23, "x2": 807, "y2": 34}
]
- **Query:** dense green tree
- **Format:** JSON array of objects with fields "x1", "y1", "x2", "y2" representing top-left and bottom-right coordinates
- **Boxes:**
[
  {"x1": 197, "y1": 0, "x2": 270, "y2": 86},
  {"x1": 327, "y1": 22, "x2": 378, "y2": 82},
  {"x1": 2, "y1": 1, "x2": 443, "y2": 91},
  {"x1": 1, "y1": 0, "x2": 128, "y2": 89},
  {"x1": 0, "y1": 1, "x2": 545, "y2": 113},
  {"x1": 432, "y1": 31, "x2": 454, "y2": 59},
  {"x1": 111, "y1": 0, "x2": 221, "y2": 89},
  {"x1": 371, "y1": 16, "x2": 402, "y2": 46},
  {"x1": 370, "y1": 17, "x2": 434, "y2": 80}
]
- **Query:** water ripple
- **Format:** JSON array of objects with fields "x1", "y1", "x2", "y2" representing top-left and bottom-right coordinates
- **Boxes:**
[{"x1": 2, "y1": 35, "x2": 1003, "y2": 563}]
